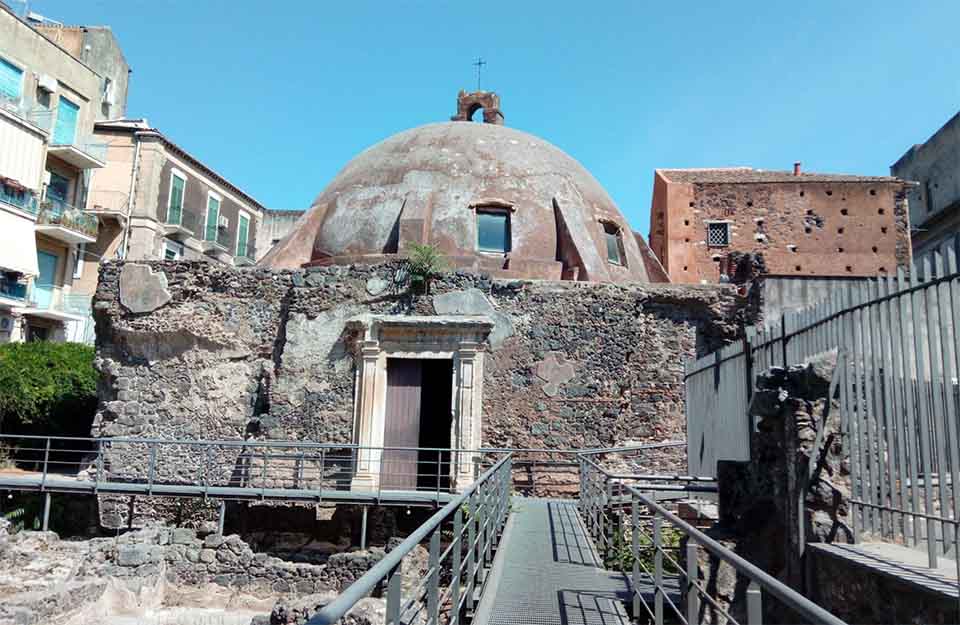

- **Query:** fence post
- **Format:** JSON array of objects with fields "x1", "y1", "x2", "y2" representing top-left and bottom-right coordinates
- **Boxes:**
[
  {"x1": 95, "y1": 439, "x2": 104, "y2": 490},
  {"x1": 452, "y1": 507, "x2": 463, "y2": 625},
  {"x1": 41, "y1": 492, "x2": 51, "y2": 531},
  {"x1": 427, "y1": 528, "x2": 441, "y2": 625},
  {"x1": 604, "y1": 478, "x2": 614, "y2": 561},
  {"x1": 40, "y1": 437, "x2": 51, "y2": 490},
  {"x1": 360, "y1": 506, "x2": 368, "y2": 550},
  {"x1": 385, "y1": 560, "x2": 404, "y2": 625},
  {"x1": 686, "y1": 539, "x2": 699, "y2": 625},
  {"x1": 466, "y1": 493, "x2": 477, "y2": 614},
  {"x1": 631, "y1": 491, "x2": 641, "y2": 619},
  {"x1": 654, "y1": 513, "x2": 664, "y2": 625},
  {"x1": 747, "y1": 580, "x2": 763, "y2": 624},
  {"x1": 147, "y1": 443, "x2": 156, "y2": 495}
]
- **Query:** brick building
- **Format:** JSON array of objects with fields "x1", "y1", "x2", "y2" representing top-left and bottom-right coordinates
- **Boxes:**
[{"x1": 648, "y1": 166, "x2": 913, "y2": 284}]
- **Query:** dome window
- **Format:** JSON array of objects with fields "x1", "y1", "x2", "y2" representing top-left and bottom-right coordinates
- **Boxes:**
[
  {"x1": 476, "y1": 208, "x2": 511, "y2": 254},
  {"x1": 601, "y1": 220, "x2": 626, "y2": 266}
]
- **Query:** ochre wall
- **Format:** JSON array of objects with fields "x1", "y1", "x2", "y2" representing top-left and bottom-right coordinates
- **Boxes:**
[{"x1": 653, "y1": 176, "x2": 911, "y2": 284}]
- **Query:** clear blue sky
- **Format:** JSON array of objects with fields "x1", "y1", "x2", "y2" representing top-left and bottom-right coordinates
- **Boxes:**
[{"x1": 22, "y1": 0, "x2": 960, "y2": 236}]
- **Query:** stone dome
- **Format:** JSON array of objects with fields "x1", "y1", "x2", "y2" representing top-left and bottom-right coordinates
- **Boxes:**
[{"x1": 261, "y1": 93, "x2": 664, "y2": 283}]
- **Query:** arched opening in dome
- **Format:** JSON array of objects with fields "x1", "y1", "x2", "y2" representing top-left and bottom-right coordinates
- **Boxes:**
[{"x1": 468, "y1": 104, "x2": 485, "y2": 122}]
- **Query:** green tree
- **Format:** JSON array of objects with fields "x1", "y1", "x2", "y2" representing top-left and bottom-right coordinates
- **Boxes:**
[{"x1": 0, "y1": 342, "x2": 97, "y2": 435}]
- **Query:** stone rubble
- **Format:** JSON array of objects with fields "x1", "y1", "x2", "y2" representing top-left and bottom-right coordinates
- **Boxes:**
[{"x1": 0, "y1": 521, "x2": 392, "y2": 625}]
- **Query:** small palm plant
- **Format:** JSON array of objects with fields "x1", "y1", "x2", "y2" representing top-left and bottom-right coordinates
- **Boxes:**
[{"x1": 406, "y1": 242, "x2": 448, "y2": 294}]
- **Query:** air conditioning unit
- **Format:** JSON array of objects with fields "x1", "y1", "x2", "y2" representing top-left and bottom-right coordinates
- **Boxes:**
[
  {"x1": 218, "y1": 215, "x2": 229, "y2": 229},
  {"x1": 36, "y1": 73, "x2": 57, "y2": 93}
]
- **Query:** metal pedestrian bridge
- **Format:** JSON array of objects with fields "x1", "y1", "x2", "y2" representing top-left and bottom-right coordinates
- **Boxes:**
[{"x1": 0, "y1": 435, "x2": 861, "y2": 624}]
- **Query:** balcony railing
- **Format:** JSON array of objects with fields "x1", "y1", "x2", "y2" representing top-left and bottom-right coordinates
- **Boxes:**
[
  {"x1": 0, "y1": 94, "x2": 53, "y2": 132},
  {"x1": 0, "y1": 279, "x2": 28, "y2": 302},
  {"x1": 235, "y1": 241, "x2": 256, "y2": 263},
  {"x1": 162, "y1": 208, "x2": 199, "y2": 241},
  {"x1": 37, "y1": 199, "x2": 99, "y2": 239},
  {"x1": 204, "y1": 225, "x2": 232, "y2": 250},
  {"x1": 27, "y1": 285, "x2": 91, "y2": 317},
  {"x1": 0, "y1": 185, "x2": 39, "y2": 215},
  {"x1": 87, "y1": 190, "x2": 129, "y2": 215}
]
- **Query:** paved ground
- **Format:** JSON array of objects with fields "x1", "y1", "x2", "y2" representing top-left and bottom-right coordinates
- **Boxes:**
[{"x1": 474, "y1": 498, "x2": 639, "y2": 625}]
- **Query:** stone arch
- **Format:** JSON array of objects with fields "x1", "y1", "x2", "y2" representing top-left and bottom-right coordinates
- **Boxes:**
[{"x1": 451, "y1": 90, "x2": 504, "y2": 125}]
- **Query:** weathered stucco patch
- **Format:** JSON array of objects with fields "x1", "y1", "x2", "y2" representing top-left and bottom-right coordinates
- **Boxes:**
[
  {"x1": 432, "y1": 288, "x2": 514, "y2": 348},
  {"x1": 535, "y1": 352, "x2": 576, "y2": 397},
  {"x1": 119, "y1": 264, "x2": 171, "y2": 314}
]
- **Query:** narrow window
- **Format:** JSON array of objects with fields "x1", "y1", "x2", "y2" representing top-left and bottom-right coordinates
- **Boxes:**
[
  {"x1": 205, "y1": 194, "x2": 221, "y2": 241},
  {"x1": 236, "y1": 212, "x2": 251, "y2": 258},
  {"x1": 167, "y1": 172, "x2": 186, "y2": 225},
  {"x1": 706, "y1": 222, "x2": 730, "y2": 247},
  {"x1": 0, "y1": 57, "x2": 23, "y2": 102},
  {"x1": 602, "y1": 222, "x2": 625, "y2": 265},
  {"x1": 477, "y1": 209, "x2": 510, "y2": 253}
]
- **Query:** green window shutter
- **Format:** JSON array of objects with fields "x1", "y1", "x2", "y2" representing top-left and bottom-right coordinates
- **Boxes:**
[
  {"x1": 237, "y1": 214, "x2": 249, "y2": 257},
  {"x1": 168, "y1": 176, "x2": 184, "y2": 224},
  {"x1": 205, "y1": 197, "x2": 220, "y2": 241}
]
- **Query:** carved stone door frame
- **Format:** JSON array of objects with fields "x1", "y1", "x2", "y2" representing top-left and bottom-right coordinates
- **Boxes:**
[{"x1": 346, "y1": 315, "x2": 493, "y2": 492}]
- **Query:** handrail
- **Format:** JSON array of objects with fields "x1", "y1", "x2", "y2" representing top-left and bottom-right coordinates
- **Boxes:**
[
  {"x1": 578, "y1": 449, "x2": 850, "y2": 625},
  {"x1": 633, "y1": 487, "x2": 846, "y2": 625},
  {"x1": 578, "y1": 449, "x2": 716, "y2": 483},
  {"x1": 307, "y1": 452, "x2": 513, "y2": 624}
]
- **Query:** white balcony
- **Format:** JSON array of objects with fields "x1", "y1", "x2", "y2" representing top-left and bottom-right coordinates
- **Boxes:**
[
  {"x1": 162, "y1": 209, "x2": 198, "y2": 241},
  {"x1": 86, "y1": 190, "x2": 129, "y2": 224},
  {"x1": 15, "y1": 285, "x2": 89, "y2": 323},
  {"x1": 47, "y1": 139, "x2": 107, "y2": 170}
]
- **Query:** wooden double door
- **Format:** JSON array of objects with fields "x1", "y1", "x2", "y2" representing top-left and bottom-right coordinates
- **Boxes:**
[{"x1": 380, "y1": 358, "x2": 454, "y2": 491}]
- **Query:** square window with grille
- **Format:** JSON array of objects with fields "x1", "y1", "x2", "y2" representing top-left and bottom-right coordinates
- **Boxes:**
[{"x1": 707, "y1": 222, "x2": 730, "y2": 247}]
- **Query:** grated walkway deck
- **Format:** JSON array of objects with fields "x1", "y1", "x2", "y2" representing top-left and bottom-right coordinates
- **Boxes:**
[{"x1": 473, "y1": 498, "x2": 636, "y2": 625}]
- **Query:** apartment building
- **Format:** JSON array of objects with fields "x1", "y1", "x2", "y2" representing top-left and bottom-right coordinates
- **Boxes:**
[
  {"x1": 891, "y1": 110, "x2": 960, "y2": 267},
  {"x1": 72, "y1": 119, "x2": 265, "y2": 302},
  {"x1": 0, "y1": 3, "x2": 125, "y2": 343}
]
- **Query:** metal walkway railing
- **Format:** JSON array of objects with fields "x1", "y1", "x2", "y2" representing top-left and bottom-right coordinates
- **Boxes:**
[
  {"x1": 579, "y1": 448, "x2": 848, "y2": 625},
  {"x1": 0, "y1": 434, "x2": 489, "y2": 507},
  {"x1": 307, "y1": 453, "x2": 513, "y2": 624}
]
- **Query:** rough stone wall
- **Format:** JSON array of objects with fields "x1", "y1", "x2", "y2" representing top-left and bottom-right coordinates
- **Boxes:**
[
  {"x1": 0, "y1": 522, "x2": 405, "y2": 625},
  {"x1": 93, "y1": 260, "x2": 744, "y2": 523},
  {"x1": 687, "y1": 353, "x2": 851, "y2": 624},
  {"x1": 807, "y1": 547, "x2": 960, "y2": 625}
]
